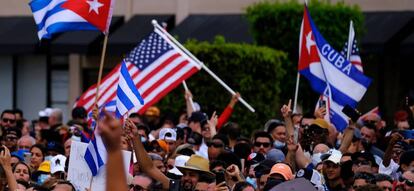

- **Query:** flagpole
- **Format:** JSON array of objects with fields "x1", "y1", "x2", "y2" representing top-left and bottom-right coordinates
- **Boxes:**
[
  {"x1": 293, "y1": 73, "x2": 300, "y2": 113},
  {"x1": 151, "y1": 20, "x2": 255, "y2": 113},
  {"x1": 94, "y1": 34, "x2": 110, "y2": 107},
  {"x1": 182, "y1": 81, "x2": 196, "y2": 111},
  {"x1": 346, "y1": 20, "x2": 353, "y2": 60}
]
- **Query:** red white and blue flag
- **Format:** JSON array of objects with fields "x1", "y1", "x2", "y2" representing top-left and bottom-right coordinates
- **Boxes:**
[
  {"x1": 76, "y1": 27, "x2": 201, "y2": 116},
  {"x1": 340, "y1": 23, "x2": 363, "y2": 72},
  {"x1": 29, "y1": 0, "x2": 114, "y2": 40},
  {"x1": 298, "y1": 6, "x2": 372, "y2": 131}
]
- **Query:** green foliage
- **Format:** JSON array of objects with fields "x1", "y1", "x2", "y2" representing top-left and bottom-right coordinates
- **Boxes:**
[
  {"x1": 157, "y1": 37, "x2": 288, "y2": 135},
  {"x1": 246, "y1": 0, "x2": 364, "y2": 112}
]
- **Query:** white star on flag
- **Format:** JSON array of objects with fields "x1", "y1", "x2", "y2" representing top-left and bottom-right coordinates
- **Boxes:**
[
  {"x1": 86, "y1": 0, "x2": 104, "y2": 14},
  {"x1": 306, "y1": 31, "x2": 316, "y2": 54}
]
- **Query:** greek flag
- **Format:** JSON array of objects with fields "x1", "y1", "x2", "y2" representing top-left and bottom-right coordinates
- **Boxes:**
[
  {"x1": 29, "y1": 0, "x2": 98, "y2": 40},
  {"x1": 115, "y1": 61, "x2": 144, "y2": 118}
]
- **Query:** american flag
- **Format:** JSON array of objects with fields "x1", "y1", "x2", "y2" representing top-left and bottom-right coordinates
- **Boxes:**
[
  {"x1": 76, "y1": 28, "x2": 201, "y2": 114},
  {"x1": 340, "y1": 37, "x2": 363, "y2": 73}
]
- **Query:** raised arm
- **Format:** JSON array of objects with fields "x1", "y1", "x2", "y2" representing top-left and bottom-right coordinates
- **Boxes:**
[
  {"x1": 217, "y1": 93, "x2": 239, "y2": 129},
  {"x1": 383, "y1": 133, "x2": 402, "y2": 167},
  {"x1": 281, "y1": 99, "x2": 294, "y2": 140},
  {"x1": 98, "y1": 113, "x2": 128, "y2": 191},
  {"x1": 339, "y1": 123, "x2": 355, "y2": 154},
  {"x1": 0, "y1": 146, "x2": 18, "y2": 191},
  {"x1": 185, "y1": 90, "x2": 195, "y2": 117},
  {"x1": 125, "y1": 119, "x2": 170, "y2": 190}
]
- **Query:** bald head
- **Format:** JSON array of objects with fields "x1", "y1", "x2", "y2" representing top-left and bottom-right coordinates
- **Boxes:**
[{"x1": 313, "y1": 143, "x2": 330, "y2": 154}]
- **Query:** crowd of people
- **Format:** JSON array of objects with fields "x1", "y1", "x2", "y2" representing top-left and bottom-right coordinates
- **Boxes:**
[{"x1": 0, "y1": 91, "x2": 414, "y2": 191}]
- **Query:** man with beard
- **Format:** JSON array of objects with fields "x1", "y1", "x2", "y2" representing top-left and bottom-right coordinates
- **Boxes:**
[
  {"x1": 360, "y1": 123, "x2": 384, "y2": 158},
  {"x1": 176, "y1": 155, "x2": 215, "y2": 191}
]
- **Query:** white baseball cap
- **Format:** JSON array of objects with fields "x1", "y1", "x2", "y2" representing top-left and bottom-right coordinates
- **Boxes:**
[
  {"x1": 168, "y1": 155, "x2": 190, "y2": 176},
  {"x1": 159, "y1": 128, "x2": 177, "y2": 141},
  {"x1": 50, "y1": 154, "x2": 67, "y2": 174}
]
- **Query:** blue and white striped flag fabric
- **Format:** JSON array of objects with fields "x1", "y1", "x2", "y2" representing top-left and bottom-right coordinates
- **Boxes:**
[
  {"x1": 29, "y1": 0, "x2": 98, "y2": 40},
  {"x1": 298, "y1": 7, "x2": 372, "y2": 131},
  {"x1": 84, "y1": 124, "x2": 107, "y2": 176},
  {"x1": 115, "y1": 61, "x2": 144, "y2": 118}
]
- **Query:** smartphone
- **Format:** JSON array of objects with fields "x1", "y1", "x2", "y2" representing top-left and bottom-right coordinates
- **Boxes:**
[
  {"x1": 400, "y1": 130, "x2": 414, "y2": 139},
  {"x1": 319, "y1": 100, "x2": 326, "y2": 108},
  {"x1": 342, "y1": 105, "x2": 361, "y2": 122},
  {"x1": 215, "y1": 171, "x2": 226, "y2": 184},
  {"x1": 169, "y1": 179, "x2": 180, "y2": 191}
]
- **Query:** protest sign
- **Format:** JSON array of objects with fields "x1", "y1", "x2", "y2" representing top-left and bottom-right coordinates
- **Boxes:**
[{"x1": 67, "y1": 141, "x2": 131, "y2": 191}]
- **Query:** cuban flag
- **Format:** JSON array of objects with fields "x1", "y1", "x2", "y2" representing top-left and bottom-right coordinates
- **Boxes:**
[
  {"x1": 83, "y1": 123, "x2": 106, "y2": 176},
  {"x1": 115, "y1": 61, "x2": 145, "y2": 118},
  {"x1": 298, "y1": 6, "x2": 372, "y2": 131},
  {"x1": 29, "y1": 0, "x2": 114, "y2": 40}
]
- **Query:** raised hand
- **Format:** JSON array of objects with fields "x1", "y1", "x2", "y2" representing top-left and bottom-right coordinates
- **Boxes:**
[
  {"x1": 229, "y1": 92, "x2": 240, "y2": 108},
  {"x1": 281, "y1": 99, "x2": 292, "y2": 118},
  {"x1": 314, "y1": 107, "x2": 326, "y2": 119},
  {"x1": 0, "y1": 146, "x2": 12, "y2": 171},
  {"x1": 98, "y1": 112, "x2": 123, "y2": 152}
]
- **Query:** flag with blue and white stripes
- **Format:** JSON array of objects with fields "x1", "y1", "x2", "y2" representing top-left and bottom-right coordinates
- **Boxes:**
[
  {"x1": 298, "y1": 7, "x2": 372, "y2": 131},
  {"x1": 83, "y1": 122, "x2": 106, "y2": 176},
  {"x1": 115, "y1": 61, "x2": 144, "y2": 118},
  {"x1": 29, "y1": 0, "x2": 113, "y2": 40}
]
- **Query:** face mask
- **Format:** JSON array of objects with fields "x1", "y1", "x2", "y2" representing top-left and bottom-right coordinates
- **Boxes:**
[
  {"x1": 312, "y1": 153, "x2": 323, "y2": 166},
  {"x1": 246, "y1": 177, "x2": 257, "y2": 189},
  {"x1": 273, "y1": 140, "x2": 286, "y2": 149},
  {"x1": 140, "y1": 136, "x2": 147, "y2": 143},
  {"x1": 45, "y1": 155, "x2": 53, "y2": 161},
  {"x1": 37, "y1": 174, "x2": 50, "y2": 185}
]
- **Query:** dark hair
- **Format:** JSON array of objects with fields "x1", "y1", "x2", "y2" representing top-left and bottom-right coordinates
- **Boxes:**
[
  {"x1": 210, "y1": 160, "x2": 227, "y2": 171},
  {"x1": 362, "y1": 123, "x2": 377, "y2": 132},
  {"x1": 212, "y1": 134, "x2": 229, "y2": 146},
  {"x1": 253, "y1": 131, "x2": 274, "y2": 144},
  {"x1": 71, "y1": 107, "x2": 86, "y2": 119},
  {"x1": 219, "y1": 122, "x2": 241, "y2": 140},
  {"x1": 354, "y1": 172, "x2": 375, "y2": 184},
  {"x1": 14, "y1": 109, "x2": 23, "y2": 118},
  {"x1": 374, "y1": 173, "x2": 392, "y2": 184},
  {"x1": 176, "y1": 128, "x2": 184, "y2": 141},
  {"x1": 136, "y1": 123, "x2": 150, "y2": 136},
  {"x1": 1, "y1": 109, "x2": 15, "y2": 119},
  {"x1": 30, "y1": 144, "x2": 46, "y2": 160},
  {"x1": 233, "y1": 182, "x2": 254, "y2": 191},
  {"x1": 216, "y1": 151, "x2": 242, "y2": 170},
  {"x1": 234, "y1": 142, "x2": 252, "y2": 160},
  {"x1": 355, "y1": 184, "x2": 383, "y2": 191},
  {"x1": 13, "y1": 162, "x2": 32, "y2": 178},
  {"x1": 176, "y1": 148, "x2": 195, "y2": 156},
  {"x1": 400, "y1": 150, "x2": 414, "y2": 167}
]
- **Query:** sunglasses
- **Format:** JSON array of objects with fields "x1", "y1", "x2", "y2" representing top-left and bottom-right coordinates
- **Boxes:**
[
  {"x1": 400, "y1": 176, "x2": 414, "y2": 187},
  {"x1": 254, "y1": 142, "x2": 271, "y2": 148},
  {"x1": 206, "y1": 141, "x2": 224, "y2": 148},
  {"x1": 5, "y1": 136, "x2": 17, "y2": 141},
  {"x1": 2, "y1": 118, "x2": 15, "y2": 123},
  {"x1": 167, "y1": 164, "x2": 174, "y2": 170}
]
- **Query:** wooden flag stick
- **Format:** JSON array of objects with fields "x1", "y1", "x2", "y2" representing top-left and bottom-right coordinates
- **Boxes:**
[{"x1": 94, "y1": 34, "x2": 110, "y2": 106}]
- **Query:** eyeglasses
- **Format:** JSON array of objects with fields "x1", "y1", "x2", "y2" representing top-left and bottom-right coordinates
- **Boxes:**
[
  {"x1": 399, "y1": 176, "x2": 414, "y2": 187},
  {"x1": 2, "y1": 118, "x2": 15, "y2": 124},
  {"x1": 206, "y1": 141, "x2": 224, "y2": 148},
  {"x1": 254, "y1": 142, "x2": 270, "y2": 148}
]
